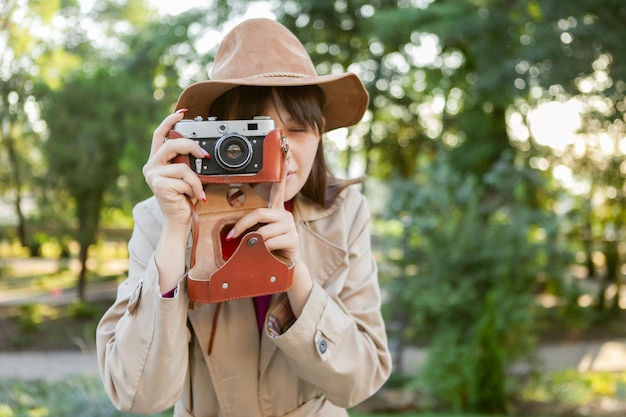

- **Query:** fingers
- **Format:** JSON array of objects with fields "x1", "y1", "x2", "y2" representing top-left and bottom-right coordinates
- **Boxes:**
[
  {"x1": 226, "y1": 207, "x2": 298, "y2": 261},
  {"x1": 228, "y1": 158, "x2": 289, "y2": 242},
  {"x1": 150, "y1": 109, "x2": 187, "y2": 156},
  {"x1": 150, "y1": 109, "x2": 209, "y2": 162},
  {"x1": 256, "y1": 221, "x2": 294, "y2": 248},
  {"x1": 268, "y1": 159, "x2": 288, "y2": 209},
  {"x1": 143, "y1": 110, "x2": 211, "y2": 203},
  {"x1": 145, "y1": 163, "x2": 205, "y2": 202},
  {"x1": 151, "y1": 117, "x2": 209, "y2": 165},
  {"x1": 150, "y1": 137, "x2": 210, "y2": 167},
  {"x1": 232, "y1": 208, "x2": 286, "y2": 232}
]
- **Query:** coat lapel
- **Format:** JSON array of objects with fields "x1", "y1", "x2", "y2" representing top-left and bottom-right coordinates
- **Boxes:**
[
  {"x1": 258, "y1": 293, "x2": 284, "y2": 377},
  {"x1": 258, "y1": 197, "x2": 348, "y2": 377},
  {"x1": 188, "y1": 299, "x2": 262, "y2": 416},
  {"x1": 294, "y1": 195, "x2": 348, "y2": 287}
]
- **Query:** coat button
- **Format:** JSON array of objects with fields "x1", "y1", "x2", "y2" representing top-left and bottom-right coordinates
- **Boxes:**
[{"x1": 317, "y1": 338, "x2": 328, "y2": 354}]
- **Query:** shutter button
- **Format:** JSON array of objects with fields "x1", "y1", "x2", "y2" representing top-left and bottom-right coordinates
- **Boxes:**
[{"x1": 317, "y1": 338, "x2": 328, "y2": 354}]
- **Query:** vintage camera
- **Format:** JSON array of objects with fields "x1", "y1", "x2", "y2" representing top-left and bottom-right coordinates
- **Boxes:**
[
  {"x1": 170, "y1": 116, "x2": 287, "y2": 184},
  {"x1": 175, "y1": 116, "x2": 274, "y2": 175}
]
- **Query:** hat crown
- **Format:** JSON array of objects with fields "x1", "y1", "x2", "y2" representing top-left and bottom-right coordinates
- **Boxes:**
[
  {"x1": 176, "y1": 18, "x2": 369, "y2": 132},
  {"x1": 211, "y1": 19, "x2": 317, "y2": 81}
]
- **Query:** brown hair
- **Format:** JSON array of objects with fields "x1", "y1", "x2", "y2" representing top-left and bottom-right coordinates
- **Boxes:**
[{"x1": 210, "y1": 85, "x2": 362, "y2": 208}]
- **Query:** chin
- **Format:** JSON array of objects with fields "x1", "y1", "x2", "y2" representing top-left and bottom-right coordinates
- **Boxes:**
[{"x1": 283, "y1": 187, "x2": 298, "y2": 203}]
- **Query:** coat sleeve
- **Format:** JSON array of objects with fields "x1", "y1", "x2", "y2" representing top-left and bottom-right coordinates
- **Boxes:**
[
  {"x1": 96, "y1": 199, "x2": 190, "y2": 414},
  {"x1": 268, "y1": 189, "x2": 392, "y2": 408}
]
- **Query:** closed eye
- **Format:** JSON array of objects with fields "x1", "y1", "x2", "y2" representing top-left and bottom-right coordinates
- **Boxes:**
[{"x1": 286, "y1": 124, "x2": 311, "y2": 134}]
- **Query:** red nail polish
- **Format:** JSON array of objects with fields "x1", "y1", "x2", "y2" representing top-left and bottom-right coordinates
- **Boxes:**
[
  {"x1": 201, "y1": 149, "x2": 211, "y2": 158},
  {"x1": 175, "y1": 108, "x2": 188, "y2": 114},
  {"x1": 201, "y1": 191, "x2": 207, "y2": 203}
]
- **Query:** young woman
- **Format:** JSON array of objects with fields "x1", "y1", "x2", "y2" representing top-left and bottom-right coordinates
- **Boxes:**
[{"x1": 96, "y1": 18, "x2": 391, "y2": 417}]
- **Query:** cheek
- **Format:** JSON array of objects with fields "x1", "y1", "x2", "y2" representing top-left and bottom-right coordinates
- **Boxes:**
[
  {"x1": 295, "y1": 142, "x2": 318, "y2": 174},
  {"x1": 285, "y1": 154, "x2": 315, "y2": 199}
]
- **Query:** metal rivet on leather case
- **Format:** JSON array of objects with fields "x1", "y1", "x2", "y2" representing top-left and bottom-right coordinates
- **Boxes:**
[{"x1": 248, "y1": 237, "x2": 259, "y2": 246}]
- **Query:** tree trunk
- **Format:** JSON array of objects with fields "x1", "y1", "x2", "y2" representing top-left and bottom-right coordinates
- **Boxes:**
[
  {"x1": 2, "y1": 128, "x2": 28, "y2": 247},
  {"x1": 604, "y1": 239, "x2": 620, "y2": 313},
  {"x1": 77, "y1": 243, "x2": 89, "y2": 303},
  {"x1": 582, "y1": 218, "x2": 595, "y2": 279}
]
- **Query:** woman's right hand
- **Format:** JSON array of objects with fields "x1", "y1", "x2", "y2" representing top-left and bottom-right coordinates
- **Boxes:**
[{"x1": 142, "y1": 110, "x2": 209, "y2": 227}]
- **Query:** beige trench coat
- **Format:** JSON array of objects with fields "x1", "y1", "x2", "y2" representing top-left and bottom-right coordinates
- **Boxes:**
[{"x1": 96, "y1": 186, "x2": 392, "y2": 417}]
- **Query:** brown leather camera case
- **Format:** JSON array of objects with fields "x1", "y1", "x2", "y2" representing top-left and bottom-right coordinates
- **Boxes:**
[{"x1": 186, "y1": 184, "x2": 294, "y2": 304}]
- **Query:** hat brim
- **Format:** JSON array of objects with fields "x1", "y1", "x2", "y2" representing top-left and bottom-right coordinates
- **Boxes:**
[{"x1": 175, "y1": 72, "x2": 369, "y2": 133}]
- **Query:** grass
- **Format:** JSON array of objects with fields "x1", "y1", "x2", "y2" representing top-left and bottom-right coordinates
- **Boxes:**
[
  {"x1": 0, "y1": 376, "x2": 529, "y2": 417},
  {"x1": 0, "y1": 300, "x2": 112, "y2": 351},
  {"x1": 351, "y1": 412, "x2": 528, "y2": 417},
  {"x1": 0, "y1": 240, "x2": 128, "y2": 296},
  {"x1": 0, "y1": 377, "x2": 170, "y2": 417},
  {"x1": 2, "y1": 371, "x2": 626, "y2": 417},
  {"x1": 0, "y1": 240, "x2": 127, "y2": 351},
  {"x1": 520, "y1": 369, "x2": 626, "y2": 408}
]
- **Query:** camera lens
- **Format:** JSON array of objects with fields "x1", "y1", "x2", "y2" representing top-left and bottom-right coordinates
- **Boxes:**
[{"x1": 215, "y1": 134, "x2": 253, "y2": 171}]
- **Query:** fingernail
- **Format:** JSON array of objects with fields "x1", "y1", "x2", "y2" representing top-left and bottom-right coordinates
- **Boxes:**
[
  {"x1": 201, "y1": 191, "x2": 207, "y2": 203},
  {"x1": 201, "y1": 149, "x2": 211, "y2": 158},
  {"x1": 225, "y1": 229, "x2": 235, "y2": 241},
  {"x1": 175, "y1": 108, "x2": 188, "y2": 114}
]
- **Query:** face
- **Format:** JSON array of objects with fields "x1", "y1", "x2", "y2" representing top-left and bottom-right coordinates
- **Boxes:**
[{"x1": 261, "y1": 101, "x2": 321, "y2": 202}]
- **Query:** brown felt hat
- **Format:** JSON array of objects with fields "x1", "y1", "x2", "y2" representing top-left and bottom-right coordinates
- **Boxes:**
[{"x1": 175, "y1": 18, "x2": 369, "y2": 132}]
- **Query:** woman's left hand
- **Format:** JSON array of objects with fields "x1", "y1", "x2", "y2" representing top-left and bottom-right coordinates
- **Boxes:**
[
  {"x1": 228, "y1": 160, "x2": 313, "y2": 316},
  {"x1": 227, "y1": 160, "x2": 300, "y2": 265}
]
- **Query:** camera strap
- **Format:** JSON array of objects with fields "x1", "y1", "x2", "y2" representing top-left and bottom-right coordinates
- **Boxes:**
[{"x1": 186, "y1": 184, "x2": 294, "y2": 306}]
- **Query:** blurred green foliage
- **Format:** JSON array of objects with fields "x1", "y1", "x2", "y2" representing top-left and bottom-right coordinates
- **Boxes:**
[
  {"x1": 377, "y1": 151, "x2": 571, "y2": 412},
  {"x1": 16, "y1": 303, "x2": 57, "y2": 333},
  {"x1": 521, "y1": 369, "x2": 626, "y2": 409},
  {"x1": 1, "y1": 0, "x2": 625, "y2": 414}
]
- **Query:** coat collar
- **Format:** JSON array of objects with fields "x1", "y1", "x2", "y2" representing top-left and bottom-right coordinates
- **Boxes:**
[{"x1": 292, "y1": 189, "x2": 347, "y2": 222}]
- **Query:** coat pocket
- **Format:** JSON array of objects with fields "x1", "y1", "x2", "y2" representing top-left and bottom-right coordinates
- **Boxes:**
[{"x1": 281, "y1": 396, "x2": 348, "y2": 417}]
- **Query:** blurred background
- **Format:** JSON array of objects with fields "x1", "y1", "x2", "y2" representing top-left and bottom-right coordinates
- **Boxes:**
[{"x1": 1, "y1": 0, "x2": 625, "y2": 416}]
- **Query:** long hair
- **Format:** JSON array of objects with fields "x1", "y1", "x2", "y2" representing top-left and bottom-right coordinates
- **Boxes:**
[{"x1": 209, "y1": 85, "x2": 362, "y2": 208}]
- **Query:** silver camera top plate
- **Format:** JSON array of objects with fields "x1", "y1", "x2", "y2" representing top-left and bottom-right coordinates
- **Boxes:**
[{"x1": 174, "y1": 116, "x2": 275, "y2": 138}]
